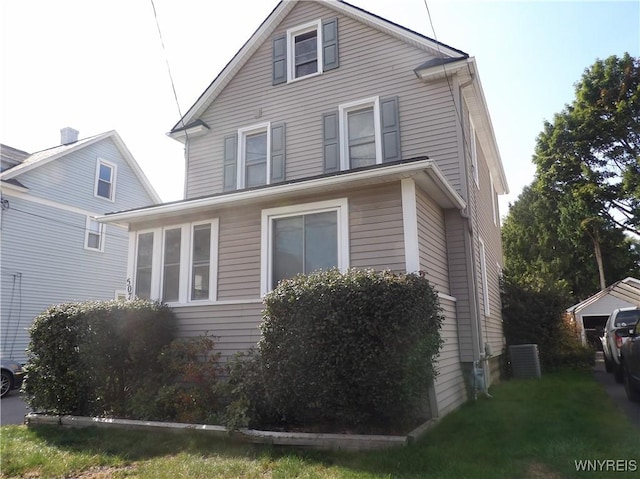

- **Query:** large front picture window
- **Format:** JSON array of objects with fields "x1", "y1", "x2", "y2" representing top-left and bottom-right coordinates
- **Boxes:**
[
  {"x1": 261, "y1": 199, "x2": 349, "y2": 295},
  {"x1": 272, "y1": 211, "x2": 338, "y2": 287}
]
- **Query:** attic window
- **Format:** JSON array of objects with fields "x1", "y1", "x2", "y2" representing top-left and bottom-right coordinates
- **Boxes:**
[
  {"x1": 288, "y1": 21, "x2": 322, "y2": 81},
  {"x1": 95, "y1": 158, "x2": 116, "y2": 201}
]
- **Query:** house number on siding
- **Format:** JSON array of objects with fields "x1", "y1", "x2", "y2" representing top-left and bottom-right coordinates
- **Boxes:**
[{"x1": 126, "y1": 278, "x2": 133, "y2": 300}]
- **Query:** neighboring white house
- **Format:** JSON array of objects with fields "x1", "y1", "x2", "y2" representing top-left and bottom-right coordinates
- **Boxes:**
[
  {"x1": 102, "y1": 0, "x2": 509, "y2": 419},
  {"x1": 567, "y1": 277, "x2": 640, "y2": 347},
  {"x1": 0, "y1": 128, "x2": 160, "y2": 362}
]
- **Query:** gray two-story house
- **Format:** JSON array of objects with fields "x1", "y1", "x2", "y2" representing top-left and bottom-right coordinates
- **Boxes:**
[
  {"x1": 1, "y1": 129, "x2": 160, "y2": 362},
  {"x1": 102, "y1": 0, "x2": 508, "y2": 418}
]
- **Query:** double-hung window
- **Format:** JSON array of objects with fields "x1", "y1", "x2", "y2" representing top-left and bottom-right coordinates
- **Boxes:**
[
  {"x1": 95, "y1": 158, "x2": 116, "y2": 201},
  {"x1": 85, "y1": 217, "x2": 105, "y2": 251},
  {"x1": 339, "y1": 97, "x2": 382, "y2": 170},
  {"x1": 131, "y1": 220, "x2": 218, "y2": 304},
  {"x1": 261, "y1": 199, "x2": 349, "y2": 295},
  {"x1": 470, "y1": 115, "x2": 479, "y2": 187},
  {"x1": 238, "y1": 123, "x2": 270, "y2": 189},
  {"x1": 287, "y1": 20, "x2": 322, "y2": 81}
]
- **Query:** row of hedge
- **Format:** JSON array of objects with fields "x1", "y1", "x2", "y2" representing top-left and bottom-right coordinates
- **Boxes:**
[{"x1": 24, "y1": 270, "x2": 445, "y2": 432}]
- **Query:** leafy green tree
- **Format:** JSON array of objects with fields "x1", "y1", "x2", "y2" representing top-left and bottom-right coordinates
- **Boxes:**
[{"x1": 503, "y1": 54, "x2": 640, "y2": 299}]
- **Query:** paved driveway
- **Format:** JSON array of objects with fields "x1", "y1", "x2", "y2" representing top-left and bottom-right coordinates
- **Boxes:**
[
  {"x1": 1, "y1": 392, "x2": 28, "y2": 425},
  {"x1": 593, "y1": 352, "x2": 640, "y2": 428}
]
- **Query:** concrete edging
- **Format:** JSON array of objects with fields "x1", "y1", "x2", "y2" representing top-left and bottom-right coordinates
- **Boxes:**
[{"x1": 24, "y1": 413, "x2": 435, "y2": 451}]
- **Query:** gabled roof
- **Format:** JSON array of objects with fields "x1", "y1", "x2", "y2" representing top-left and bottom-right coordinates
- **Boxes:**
[
  {"x1": 0, "y1": 144, "x2": 30, "y2": 171},
  {"x1": 567, "y1": 277, "x2": 640, "y2": 313},
  {"x1": 169, "y1": 0, "x2": 468, "y2": 136},
  {"x1": 0, "y1": 131, "x2": 161, "y2": 203}
]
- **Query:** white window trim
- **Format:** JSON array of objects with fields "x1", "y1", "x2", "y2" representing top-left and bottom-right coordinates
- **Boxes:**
[
  {"x1": 287, "y1": 19, "x2": 323, "y2": 83},
  {"x1": 237, "y1": 122, "x2": 271, "y2": 189},
  {"x1": 84, "y1": 216, "x2": 105, "y2": 252},
  {"x1": 479, "y1": 237, "x2": 490, "y2": 316},
  {"x1": 115, "y1": 290, "x2": 127, "y2": 300},
  {"x1": 469, "y1": 116, "x2": 479, "y2": 188},
  {"x1": 338, "y1": 96, "x2": 382, "y2": 171},
  {"x1": 188, "y1": 219, "x2": 219, "y2": 303},
  {"x1": 130, "y1": 219, "x2": 219, "y2": 305},
  {"x1": 94, "y1": 158, "x2": 117, "y2": 202},
  {"x1": 260, "y1": 198, "x2": 350, "y2": 296}
]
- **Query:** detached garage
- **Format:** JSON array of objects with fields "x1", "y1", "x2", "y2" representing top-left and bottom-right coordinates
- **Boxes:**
[{"x1": 567, "y1": 277, "x2": 640, "y2": 348}]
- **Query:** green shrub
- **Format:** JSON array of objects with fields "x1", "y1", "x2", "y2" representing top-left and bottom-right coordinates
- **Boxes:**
[
  {"x1": 129, "y1": 333, "x2": 224, "y2": 423},
  {"x1": 24, "y1": 300, "x2": 176, "y2": 416},
  {"x1": 501, "y1": 274, "x2": 595, "y2": 373},
  {"x1": 246, "y1": 269, "x2": 443, "y2": 430}
]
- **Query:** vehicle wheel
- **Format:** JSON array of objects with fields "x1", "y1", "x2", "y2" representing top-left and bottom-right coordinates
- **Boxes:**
[
  {"x1": 604, "y1": 354, "x2": 613, "y2": 373},
  {"x1": 624, "y1": 365, "x2": 640, "y2": 403},
  {"x1": 614, "y1": 364, "x2": 625, "y2": 384},
  {"x1": 0, "y1": 370, "x2": 12, "y2": 398}
]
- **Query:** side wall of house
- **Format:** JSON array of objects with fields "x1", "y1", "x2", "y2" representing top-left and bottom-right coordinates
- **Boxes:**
[
  {"x1": 0, "y1": 196, "x2": 129, "y2": 362},
  {"x1": 461, "y1": 97, "x2": 505, "y2": 365},
  {"x1": 1, "y1": 139, "x2": 156, "y2": 362},
  {"x1": 185, "y1": 1, "x2": 461, "y2": 199}
]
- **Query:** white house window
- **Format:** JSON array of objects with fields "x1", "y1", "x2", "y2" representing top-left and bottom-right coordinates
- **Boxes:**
[
  {"x1": 162, "y1": 228, "x2": 182, "y2": 303},
  {"x1": 95, "y1": 159, "x2": 116, "y2": 201},
  {"x1": 287, "y1": 20, "x2": 322, "y2": 81},
  {"x1": 261, "y1": 199, "x2": 349, "y2": 295},
  {"x1": 85, "y1": 217, "x2": 105, "y2": 251},
  {"x1": 490, "y1": 175, "x2": 498, "y2": 225},
  {"x1": 191, "y1": 223, "x2": 212, "y2": 300},
  {"x1": 135, "y1": 232, "x2": 154, "y2": 300},
  {"x1": 339, "y1": 97, "x2": 382, "y2": 171},
  {"x1": 238, "y1": 123, "x2": 270, "y2": 189},
  {"x1": 132, "y1": 220, "x2": 218, "y2": 304}
]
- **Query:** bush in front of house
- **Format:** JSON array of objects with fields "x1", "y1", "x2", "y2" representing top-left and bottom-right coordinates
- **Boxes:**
[
  {"x1": 229, "y1": 269, "x2": 444, "y2": 431},
  {"x1": 25, "y1": 299, "x2": 176, "y2": 417},
  {"x1": 501, "y1": 274, "x2": 595, "y2": 373}
]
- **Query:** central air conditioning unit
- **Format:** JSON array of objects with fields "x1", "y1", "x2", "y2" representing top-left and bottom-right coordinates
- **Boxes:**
[{"x1": 509, "y1": 344, "x2": 542, "y2": 379}]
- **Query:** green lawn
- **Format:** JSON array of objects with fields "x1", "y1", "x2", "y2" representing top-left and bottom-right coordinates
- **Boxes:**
[{"x1": 1, "y1": 371, "x2": 639, "y2": 478}]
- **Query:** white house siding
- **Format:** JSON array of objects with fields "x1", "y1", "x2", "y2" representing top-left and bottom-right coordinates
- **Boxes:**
[
  {"x1": 415, "y1": 185, "x2": 450, "y2": 295},
  {"x1": 185, "y1": 1, "x2": 461, "y2": 198},
  {"x1": 433, "y1": 296, "x2": 467, "y2": 416},
  {"x1": 0, "y1": 195, "x2": 129, "y2": 362}
]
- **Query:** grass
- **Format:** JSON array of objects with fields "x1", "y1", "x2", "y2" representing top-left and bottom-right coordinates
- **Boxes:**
[{"x1": 1, "y1": 370, "x2": 639, "y2": 478}]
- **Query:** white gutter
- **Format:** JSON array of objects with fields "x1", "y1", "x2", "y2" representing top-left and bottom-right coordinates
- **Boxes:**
[{"x1": 99, "y1": 160, "x2": 466, "y2": 226}]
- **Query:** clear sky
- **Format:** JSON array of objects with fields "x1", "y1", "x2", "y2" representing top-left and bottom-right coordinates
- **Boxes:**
[{"x1": 1, "y1": 0, "x2": 638, "y2": 218}]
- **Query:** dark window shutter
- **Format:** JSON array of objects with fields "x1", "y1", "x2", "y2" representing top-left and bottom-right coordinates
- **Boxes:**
[
  {"x1": 323, "y1": 112, "x2": 340, "y2": 173},
  {"x1": 223, "y1": 134, "x2": 237, "y2": 191},
  {"x1": 322, "y1": 18, "x2": 339, "y2": 71},
  {"x1": 270, "y1": 122, "x2": 286, "y2": 183},
  {"x1": 273, "y1": 34, "x2": 287, "y2": 85},
  {"x1": 380, "y1": 96, "x2": 401, "y2": 163}
]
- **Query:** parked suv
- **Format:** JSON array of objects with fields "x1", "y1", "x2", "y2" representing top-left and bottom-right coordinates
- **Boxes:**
[
  {"x1": 621, "y1": 320, "x2": 640, "y2": 402},
  {"x1": 601, "y1": 307, "x2": 640, "y2": 382}
]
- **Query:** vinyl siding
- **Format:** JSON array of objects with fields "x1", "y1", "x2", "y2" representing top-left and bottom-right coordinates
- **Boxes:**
[
  {"x1": 444, "y1": 209, "x2": 475, "y2": 362},
  {"x1": 1, "y1": 138, "x2": 157, "y2": 362},
  {"x1": 1, "y1": 195, "x2": 129, "y2": 362},
  {"x1": 185, "y1": 1, "x2": 460, "y2": 198},
  {"x1": 415, "y1": 185, "x2": 449, "y2": 295},
  {"x1": 172, "y1": 301, "x2": 264, "y2": 362},
  {"x1": 433, "y1": 296, "x2": 467, "y2": 416},
  {"x1": 15, "y1": 137, "x2": 155, "y2": 214}
]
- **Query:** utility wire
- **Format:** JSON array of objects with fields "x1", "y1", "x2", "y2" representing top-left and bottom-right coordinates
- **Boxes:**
[{"x1": 149, "y1": 0, "x2": 190, "y2": 140}]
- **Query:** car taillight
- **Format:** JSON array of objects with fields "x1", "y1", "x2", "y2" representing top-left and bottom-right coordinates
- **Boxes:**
[{"x1": 614, "y1": 331, "x2": 624, "y2": 349}]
